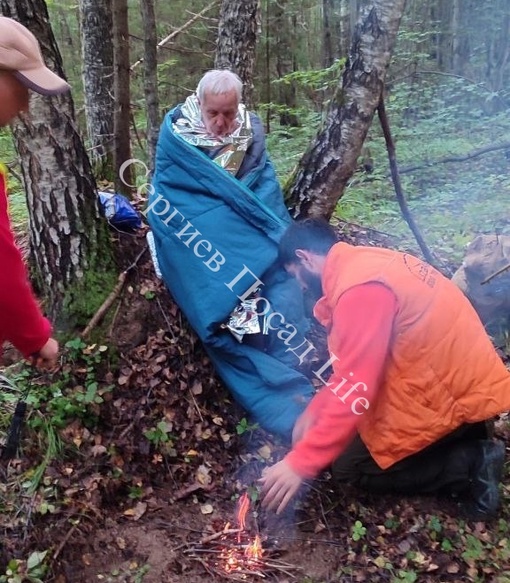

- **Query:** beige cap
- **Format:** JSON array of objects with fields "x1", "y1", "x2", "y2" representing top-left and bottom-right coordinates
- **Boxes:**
[{"x1": 0, "y1": 16, "x2": 70, "y2": 95}]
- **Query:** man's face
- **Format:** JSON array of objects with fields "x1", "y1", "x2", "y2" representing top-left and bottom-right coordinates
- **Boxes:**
[
  {"x1": 199, "y1": 89, "x2": 239, "y2": 137},
  {"x1": 286, "y1": 260, "x2": 324, "y2": 303},
  {"x1": 0, "y1": 71, "x2": 29, "y2": 127}
]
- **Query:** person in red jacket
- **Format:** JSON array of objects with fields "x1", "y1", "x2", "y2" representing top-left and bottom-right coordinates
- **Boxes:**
[
  {"x1": 0, "y1": 17, "x2": 70, "y2": 366},
  {"x1": 260, "y1": 218, "x2": 509, "y2": 521}
]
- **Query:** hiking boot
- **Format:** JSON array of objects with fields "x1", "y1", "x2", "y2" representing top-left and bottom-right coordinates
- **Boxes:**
[{"x1": 461, "y1": 440, "x2": 506, "y2": 521}]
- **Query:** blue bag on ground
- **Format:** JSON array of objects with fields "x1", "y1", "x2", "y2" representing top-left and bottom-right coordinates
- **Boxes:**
[{"x1": 99, "y1": 191, "x2": 142, "y2": 231}]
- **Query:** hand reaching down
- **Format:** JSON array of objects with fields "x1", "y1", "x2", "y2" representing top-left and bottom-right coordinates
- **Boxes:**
[
  {"x1": 259, "y1": 459, "x2": 304, "y2": 515},
  {"x1": 30, "y1": 337, "x2": 59, "y2": 369}
]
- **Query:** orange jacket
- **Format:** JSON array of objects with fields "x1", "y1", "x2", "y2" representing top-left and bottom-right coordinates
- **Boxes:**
[{"x1": 315, "y1": 243, "x2": 510, "y2": 469}]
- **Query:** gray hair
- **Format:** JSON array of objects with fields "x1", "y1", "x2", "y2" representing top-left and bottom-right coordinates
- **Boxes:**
[{"x1": 196, "y1": 69, "x2": 243, "y2": 102}]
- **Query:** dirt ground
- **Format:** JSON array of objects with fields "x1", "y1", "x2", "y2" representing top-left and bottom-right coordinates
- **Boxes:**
[{"x1": 53, "y1": 484, "x2": 467, "y2": 582}]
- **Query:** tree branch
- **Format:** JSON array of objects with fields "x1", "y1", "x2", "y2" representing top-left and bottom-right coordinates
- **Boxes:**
[
  {"x1": 377, "y1": 96, "x2": 441, "y2": 270},
  {"x1": 81, "y1": 246, "x2": 148, "y2": 338},
  {"x1": 398, "y1": 142, "x2": 510, "y2": 175},
  {"x1": 130, "y1": 0, "x2": 219, "y2": 70}
]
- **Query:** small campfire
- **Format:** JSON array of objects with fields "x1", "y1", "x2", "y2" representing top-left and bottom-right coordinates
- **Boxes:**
[{"x1": 183, "y1": 492, "x2": 300, "y2": 580}]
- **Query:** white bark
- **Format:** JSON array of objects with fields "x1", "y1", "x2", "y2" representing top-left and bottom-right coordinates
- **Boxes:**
[{"x1": 288, "y1": 0, "x2": 407, "y2": 219}]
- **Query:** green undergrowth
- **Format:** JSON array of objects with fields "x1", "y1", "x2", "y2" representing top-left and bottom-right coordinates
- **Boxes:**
[
  {"x1": 0, "y1": 338, "x2": 113, "y2": 486},
  {"x1": 0, "y1": 340, "x2": 115, "y2": 579},
  {"x1": 267, "y1": 75, "x2": 510, "y2": 268}
]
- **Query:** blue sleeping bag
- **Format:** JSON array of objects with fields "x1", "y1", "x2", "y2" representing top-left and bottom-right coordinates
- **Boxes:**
[{"x1": 148, "y1": 109, "x2": 315, "y2": 439}]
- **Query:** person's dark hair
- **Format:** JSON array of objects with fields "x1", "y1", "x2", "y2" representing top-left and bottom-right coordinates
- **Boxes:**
[{"x1": 278, "y1": 218, "x2": 338, "y2": 265}]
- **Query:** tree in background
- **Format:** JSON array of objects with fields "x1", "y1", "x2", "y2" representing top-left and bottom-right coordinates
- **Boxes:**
[
  {"x1": 338, "y1": 0, "x2": 365, "y2": 59},
  {"x1": 286, "y1": 0, "x2": 407, "y2": 219},
  {"x1": 112, "y1": 0, "x2": 132, "y2": 194},
  {"x1": 214, "y1": 0, "x2": 259, "y2": 108},
  {"x1": 0, "y1": 0, "x2": 115, "y2": 327},
  {"x1": 140, "y1": 0, "x2": 159, "y2": 173},
  {"x1": 273, "y1": 0, "x2": 299, "y2": 127},
  {"x1": 79, "y1": 0, "x2": 115, "y2": 180},
  {"x1": 322, "y1": 0, "x2": 341, "y2": 67}
]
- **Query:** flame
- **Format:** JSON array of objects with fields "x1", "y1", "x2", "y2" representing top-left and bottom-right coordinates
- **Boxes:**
[
  {"x1": 237, "y1": 492, "x2": 250, "y2": 531},
  {"x1": 244, "y1": 534, "x2": 263, "y2": 560},
  {"x1": 218, "y1": 492, "x2": 264, "y2": 575},
  {"x1": 223, "y1": 549, "x2": 238, "y2": 573}
]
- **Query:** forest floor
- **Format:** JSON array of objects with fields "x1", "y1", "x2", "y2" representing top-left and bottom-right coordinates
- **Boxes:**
[{"x1": 1, "y1": 216, "x2": 510, "y2": 583}]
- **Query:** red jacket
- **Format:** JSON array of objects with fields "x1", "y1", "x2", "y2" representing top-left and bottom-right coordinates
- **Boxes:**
[{"x1": 0, "y1": 167, "x2": 51, "y2": 358}]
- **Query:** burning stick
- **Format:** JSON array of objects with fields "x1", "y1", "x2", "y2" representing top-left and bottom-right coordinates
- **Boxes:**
[
  {"x1": 200, "y1": 528, "x2": 242, "y2": 544},
  {"x1": 237, "y1": 492, "x2": 250, "y2": 535}
]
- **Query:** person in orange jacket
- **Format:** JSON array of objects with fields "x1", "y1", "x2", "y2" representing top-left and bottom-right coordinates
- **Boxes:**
[
  {"x1": 0, "y1": 17, "x2": 70, "y2": 367},
  {"x1": 260, "y1": 218, "x2": 509, "y2": 520}
]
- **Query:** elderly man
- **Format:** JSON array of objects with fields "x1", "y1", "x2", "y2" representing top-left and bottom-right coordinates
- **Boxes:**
[
  {"x1": 260, "y1": 218, "x2": 509, "y2": 521},
  {"x1": 0, "y1": 17, "x2": 69, "y2": 367},
  {"x1": 148, "y1": 70, "x2": 314, "y2": 438}
]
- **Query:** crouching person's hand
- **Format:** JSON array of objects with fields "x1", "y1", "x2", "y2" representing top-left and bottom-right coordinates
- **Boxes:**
[
  {"x1": 259, "y1": 459, "x2": 303, "y2": 514},
  {"x1": 31, "y1": 337, "x2": 59, "y2": 369}
]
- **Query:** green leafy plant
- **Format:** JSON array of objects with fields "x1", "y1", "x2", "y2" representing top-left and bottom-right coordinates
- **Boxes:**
[
  {"x1": 351, "y1": 520, "x2": 367, "y2": 541},
  {"x1": 0, "y1": 550, "x2": 48, "y2": 583},
  {"x1": 384, "y1": 516, "x2": 400, "y2": 530},
  {"x1": 133, "y1": 564, "x2": 151, "y2": 583},
  {"x1": 144, "y1": 420, "x2": 174, "y2": 447},
  {"x1": 247, "y1": 485, "x2": 260, "y2": 503},
  {"x1": 128, "y1": 485, "x2": 144, "y2": 500},
  {"x1": 391, "y1": 569, "x2": 418, "y2": 583},
  {"x1": 461, "y1": 534, "x2": 487, "y2": 562},
  {"x1": 235, "y1": 417, "x2": 259, "y2": 435},
  {"x1": 427, "y1": 515, "x2": 442, "y2": 539},
  {"x1": 27, "y1": 339, "x2": 113, "y2": 430}
]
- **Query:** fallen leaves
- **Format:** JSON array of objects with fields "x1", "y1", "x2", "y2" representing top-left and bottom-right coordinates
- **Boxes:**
[
  {"x1": 200, "y1": 504, "x2": 214, "y2": 515},
  {"x1": 123, "y1": 502, "x2": 147, "y2": 520},
  {"x1": 196, "y1": 464, "x2": 212, "y2": 486}
]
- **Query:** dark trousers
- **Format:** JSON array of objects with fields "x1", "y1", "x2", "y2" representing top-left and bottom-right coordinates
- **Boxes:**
[{"x1": 332, "y1": 422, "x2": 490, "y2": 495}]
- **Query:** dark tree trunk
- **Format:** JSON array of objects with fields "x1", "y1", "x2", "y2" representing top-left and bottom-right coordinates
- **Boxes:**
[
  {"x1": 112, "y1": 0, "x2": 132, "y2": 194},
  {"x1": 273, "y1": 0, "x2": 299, "y2": 127},
  {"x1": 214, "y1": 0, "x2": 259, "y2": 108},
  {"x1": 486, "y1": 3, "x2": 510, "y2": 94},
  {"x1": 79, "y1": 0, "x2": 115, "y2": 180},
  {"x1": 286, "y1": 0, "x2": 406, "y2": 219},
  {"x1": 431, "y1": 0, "x2": 453, "y2": 71},
  {"x1": 0, "y1": 0, "x2": 114, "y2": 325},
  {"x1": 322, "y1": 0, "x2": 338, "y2": 67},
  {"x1": 140, "y1": 0, "x2": 159, "y2": 174}
]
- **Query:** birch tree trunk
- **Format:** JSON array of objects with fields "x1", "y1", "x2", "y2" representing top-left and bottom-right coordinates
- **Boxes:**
[
  {"x1": 0, "y1": 0, "x2": 115, "y2": 325},
  {"x1": 286, "y1": 0, "x2": 406, "y2": 219},
  {"x1": 214, "y1": 0, "x2": 259, "y2": 108},
  {"x1": 79, "y1": 0, "x2": 115, "y2": 180},
  {"x1": 140, "y1": 0, "x2": 159, "y2": 173}
]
